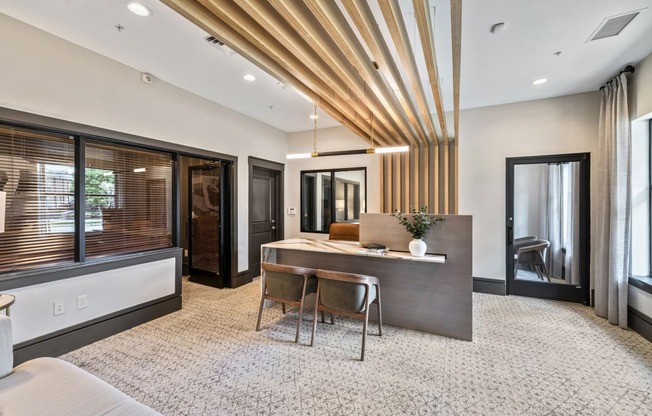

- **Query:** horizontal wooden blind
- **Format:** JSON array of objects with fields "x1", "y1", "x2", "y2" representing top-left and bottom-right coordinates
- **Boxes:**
[
  {"x1": 0, "y1": 125, "x2": 76, "y2": 273},
  {"x1": 85, "y1": 141, "x2": 173, "y2": 258}
]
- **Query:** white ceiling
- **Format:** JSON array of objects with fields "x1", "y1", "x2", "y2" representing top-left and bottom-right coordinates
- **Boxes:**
[{"x1": 2, "y1": 0, "x2": 652, "y2": 133}]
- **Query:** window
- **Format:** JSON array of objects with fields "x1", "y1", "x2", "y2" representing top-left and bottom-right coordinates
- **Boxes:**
[
  {"x1": 0, "y1": 125, "x2": 76, "y2": 273},
  {"x1": 631, "y1": 119, "x2": 652, "y2": 277},
  {"x1": 0, "y1": 122, "x2": 175, "y2": 274},
  {"x1": 85, "y1": 141, "x2": 173, "y2": 258},
  {"x1": 301, "y1": 168, "x2": 366, "y2": 233}
]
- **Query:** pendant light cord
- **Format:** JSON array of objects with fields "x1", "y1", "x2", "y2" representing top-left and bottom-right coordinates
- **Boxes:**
[
  {"x1": 313, "y1": 105, "x2": 318, "y2": 154},
  {"x1": 370, "y1": 113, "x2": 375, "y2": 149}
]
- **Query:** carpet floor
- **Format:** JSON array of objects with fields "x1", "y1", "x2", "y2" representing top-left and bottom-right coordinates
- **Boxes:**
[{"x1": 61, "y1": 279, "x2": 652, "y2": 415}]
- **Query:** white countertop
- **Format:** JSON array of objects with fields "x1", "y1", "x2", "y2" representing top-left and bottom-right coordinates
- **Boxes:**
[{"x1": 262, "y1": 238, "x2": 446, "y2": 264}]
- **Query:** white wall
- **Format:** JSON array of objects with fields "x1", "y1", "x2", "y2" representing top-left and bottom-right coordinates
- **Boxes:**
[
  {"x1": 631, "y1": 52, "x2": 652, "y2": 120},
  {"x1": 513, "y1": 164, "x2": 547, "y2": 239},
  {"x1": 286, "y1": 126, "x2": 381, "y2": 239},
  {"x1": 459, "y1": 92, "x2": 600, "y2": 280},
  {"x1": 7, "y1": 259, "x2": 175, "y2": 344},
  {"x1": 0, "y1": 13, "x2": 288, "y2": 273}
]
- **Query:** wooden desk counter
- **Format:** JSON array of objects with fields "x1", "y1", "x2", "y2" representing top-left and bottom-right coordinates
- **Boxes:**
[{"x1": 262, "y1": 214, "x2": 472, "y2": 341}]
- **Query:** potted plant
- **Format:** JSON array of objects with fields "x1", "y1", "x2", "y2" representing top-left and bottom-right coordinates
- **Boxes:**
[{"x1": 391, "y1": 206, "x2": 445, "y2": 257}]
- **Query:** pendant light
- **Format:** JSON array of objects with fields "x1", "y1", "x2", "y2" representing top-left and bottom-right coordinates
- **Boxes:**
[{"x1": 286, "y1": 107, "x2": 409, "y2": 159}]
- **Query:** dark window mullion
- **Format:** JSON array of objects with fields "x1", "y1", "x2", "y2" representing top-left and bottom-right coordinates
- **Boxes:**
[
  {"x1": 648, "y1": 119, "x2": 652, "y2": 276},
  {"x1": 75, "y1": 137, "x2": 86, "y2": 263}
]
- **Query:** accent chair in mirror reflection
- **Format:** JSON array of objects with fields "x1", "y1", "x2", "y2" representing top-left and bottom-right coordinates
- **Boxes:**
[
  {"x1": 514, "y1": 239, "x2": 551, "y2": 281},
  {"x1": 311, "y1": 269, "x2": 382, "y2": 361},
  {"x1": 256, "y1": 262, "x2": 317, "y2": 344}
]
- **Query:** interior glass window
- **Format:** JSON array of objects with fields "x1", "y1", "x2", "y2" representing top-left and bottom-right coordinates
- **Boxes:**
[{"x1": 301, "y1": 168, "x2": 366, "y2": 233}]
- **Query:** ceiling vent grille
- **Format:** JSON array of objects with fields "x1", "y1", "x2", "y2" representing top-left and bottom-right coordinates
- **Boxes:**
[
  {"x1": 204, "y1": 35, "x2": 234, "y2": 55},
  {"x1": 588, "y1": 11, "x2": 641, "y2": 41}
]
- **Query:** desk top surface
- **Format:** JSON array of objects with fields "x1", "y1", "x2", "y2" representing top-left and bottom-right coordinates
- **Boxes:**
[{"x1": 262, "y1": 238, "x2": 446, "y2": 264}]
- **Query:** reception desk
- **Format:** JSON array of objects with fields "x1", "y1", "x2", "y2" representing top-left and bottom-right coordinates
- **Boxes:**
[{"x1": 262, "y1": 214, "x2": 472, "y2": 340}]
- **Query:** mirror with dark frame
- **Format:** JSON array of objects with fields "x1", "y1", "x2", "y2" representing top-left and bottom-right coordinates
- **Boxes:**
[
  {"x1": 513, "y1": 162, "x2": 580, "y2": 285},
  {"x1": 507, "y1": 153, "x2": 590, "y2": 304}
]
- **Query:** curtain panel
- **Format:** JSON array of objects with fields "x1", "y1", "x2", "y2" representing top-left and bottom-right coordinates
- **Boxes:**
[{"x1": 591, "y1": 73, "x2": 631, "y2": 328}]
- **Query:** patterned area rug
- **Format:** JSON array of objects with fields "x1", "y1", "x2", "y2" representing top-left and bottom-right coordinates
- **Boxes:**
[{"x1": 61, "y1": 279, "x2": 652, "y2": 415}]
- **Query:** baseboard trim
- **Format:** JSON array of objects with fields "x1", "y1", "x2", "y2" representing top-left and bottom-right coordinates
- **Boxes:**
[
  {"x1": 473, "y1": 277, "x2": 506, "y2": 296},
  {"x1": 628, "y1": 307, "x2": 652, "y2": 343},
  {"x1": 13, "y1": 296, "x2": 182, "y2": 365},
  {"x1": 231, "y1": 270, "x2": 253, "y2": 288}
]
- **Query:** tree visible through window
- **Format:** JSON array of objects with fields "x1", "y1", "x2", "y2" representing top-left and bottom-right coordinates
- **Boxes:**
[{"x1": 84, "y1": 168, "x2": 115, "y2": 232}]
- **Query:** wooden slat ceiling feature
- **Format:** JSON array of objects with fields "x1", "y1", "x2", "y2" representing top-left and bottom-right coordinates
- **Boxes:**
[
  {"x1": 264, "y1": 0, "x2": 405, "y2": 146},
  {"x1": 303, "y1": 0, "x2": 420, "y2": 146},
  {"x1": 413, "y1": 0, "x2": 449, "y2": 143},
  {"x1": 342, "y1": 0, "x2": 430, "y2": 145},
  {"x1": 451, "y1": 0, "x2": 462, "y2": 144},
  {"x1": 164, "y1": 0, "x2": 380, "y2": 144},
  {"x1": 451, "y1": 0, "x2": 462, "y2": 212},
  {"x1": 376, "y1": 0, "x2": 438, "y2": 145},
  {"x1": 161, "y1": 0, "x2": 458, "y2": 151}
]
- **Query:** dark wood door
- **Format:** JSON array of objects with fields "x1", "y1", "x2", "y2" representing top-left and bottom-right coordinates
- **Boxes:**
[{"x1": 251, "y1": 167, "x2": 279, "y2": 275}]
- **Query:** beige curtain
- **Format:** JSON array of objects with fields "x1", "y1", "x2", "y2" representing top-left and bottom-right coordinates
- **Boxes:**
[{"x1": 591, "y1": 73, "x2": 631, "y2": 328}]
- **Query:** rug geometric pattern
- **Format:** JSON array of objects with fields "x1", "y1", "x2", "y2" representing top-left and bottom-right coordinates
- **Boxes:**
[{"x1": 61, "y1": 279, "x2": 652, "y2": 415}]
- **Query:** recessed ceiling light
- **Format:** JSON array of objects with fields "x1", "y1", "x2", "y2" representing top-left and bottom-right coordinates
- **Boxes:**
[
  {"x1": 310, "y1": 114, "x2": 319, "y2": 120},
  {"x1": 532, "y1": 78, "x2": 548, "y2": 85},
  {"x1": 127, "y1": 2, "x2": 152, "y2": 17},
  {"x1": 243, "y1": 74, "x2": 256, "y2": 82}
]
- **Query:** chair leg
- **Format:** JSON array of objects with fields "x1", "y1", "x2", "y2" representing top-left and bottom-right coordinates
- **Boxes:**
[
  {"x1": 376, "y1": 285, "x2": 383, "y2": 336},
  {"x1": 330, "y1": 313, "x2": 334, "y2": 325},
  {"x1": 282, "y1": 303, "x2": 286, "y2": 314},
  {"x1": 256, "y1": 295, "x2": 266, "y2": 332},
  {"x1": 361, "y1": 308, "x2": 369, "y2": 361},
  {"x1": 310, "y1": 285, "x2": 320, "y2": 347},
  {"x1": 540, "y1": 263, "x2": 551, "y2": 282},
  {"x1": 295, "y1": 280, "x2": 308, "y2": 344}
]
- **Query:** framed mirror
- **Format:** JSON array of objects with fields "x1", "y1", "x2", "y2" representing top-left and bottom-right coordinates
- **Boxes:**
[
  {"x1": 301, "y1": 168, "x2": 366, "y2": 233},
  {"x1": 506, "y1": 153, "x2": 590, "y2": 304}
]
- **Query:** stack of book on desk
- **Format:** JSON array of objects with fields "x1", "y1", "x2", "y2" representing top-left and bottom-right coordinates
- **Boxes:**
[{"x1": 360, "y1": 242, "x2": 388, "y2": 255}]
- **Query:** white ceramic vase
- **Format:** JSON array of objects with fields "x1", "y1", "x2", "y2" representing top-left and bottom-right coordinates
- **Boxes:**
[{"x1": 409, "y1": 238, "x2": 427, "y2": 257}]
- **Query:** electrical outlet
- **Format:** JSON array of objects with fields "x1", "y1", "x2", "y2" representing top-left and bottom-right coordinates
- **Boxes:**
[
  {"x1": 77, "y1": 295, "x2": 88, "y2": 310},
  {"x1": 53, "y1": 300, "x2": 65, "y2": 316},
  {"x1": 184, "y1": 249, "x2": 188, "y2": 257}
]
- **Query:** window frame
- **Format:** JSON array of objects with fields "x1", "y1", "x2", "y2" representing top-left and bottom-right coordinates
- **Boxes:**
[
  {"x1": 300, "y1": 167, "x2": 367, "y2": 233},
  {"x1": 0, "y1": 108, "x2": 237, "y2": 283}
]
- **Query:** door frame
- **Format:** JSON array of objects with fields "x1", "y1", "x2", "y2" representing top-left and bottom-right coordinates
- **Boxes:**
[
  {"x1": 248, "y1": 157, "x2": 284, "y2": 282},
  {"x1": 187, "y1": 162, "x2": 231, "y2": 288},
  {"x1": 506, "y1": 152, "x2": 590, "y2": 304}
]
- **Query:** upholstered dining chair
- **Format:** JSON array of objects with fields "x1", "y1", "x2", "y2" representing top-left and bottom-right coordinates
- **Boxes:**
[
  {"x1": 311, "y1": 269, "x2": 382, "y2": 361},
  {"x1": 256, "y1": 262, "x2": 317, "y2": 344},
  {"x1": 514, "y1": 239, "x2": 551, "y2": 281},
  {"x1": 328, "y1": 223, "x2": 360, "y2": 242}
]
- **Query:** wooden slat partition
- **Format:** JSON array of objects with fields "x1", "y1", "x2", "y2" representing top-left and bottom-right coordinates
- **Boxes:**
[{"x1": 380, "y1": 142, "x2": 456, "y2": 214}]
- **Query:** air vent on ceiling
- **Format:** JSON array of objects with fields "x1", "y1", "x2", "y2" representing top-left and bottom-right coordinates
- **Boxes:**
[
  {"x1": 204, "y1": 35, "x2": 234, "y2": 55},
  {"x1": 588, "y1": 10, "x2": 641, "y2": 41}
]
